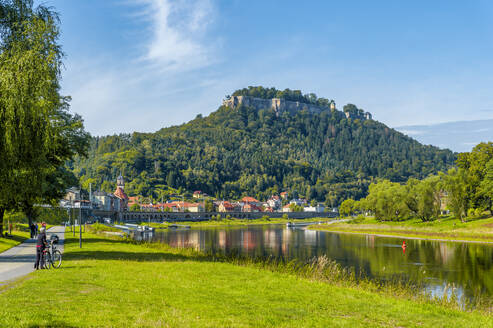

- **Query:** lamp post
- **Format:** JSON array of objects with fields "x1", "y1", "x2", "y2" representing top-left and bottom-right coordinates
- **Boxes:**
[
  {"x1": 72, "y1": 198, "x2": 75, "y2": 236},
  {"x1": 79, "y1": 187, "x2": 82, "y2": 248}
]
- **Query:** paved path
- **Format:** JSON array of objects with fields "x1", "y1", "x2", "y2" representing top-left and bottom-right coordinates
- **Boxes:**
[{"x1": 0, "y1": 226, "x2": 65, "y2": 285}]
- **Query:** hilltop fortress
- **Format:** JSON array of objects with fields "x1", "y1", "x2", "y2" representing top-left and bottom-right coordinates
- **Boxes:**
[{"x1": 223, "y1": 95, "x2": 372, "y2": 120}]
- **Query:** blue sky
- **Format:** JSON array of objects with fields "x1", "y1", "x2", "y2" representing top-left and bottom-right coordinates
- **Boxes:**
[{"x1": 41, "y1": 0, "x2": 493, "y2": 136}]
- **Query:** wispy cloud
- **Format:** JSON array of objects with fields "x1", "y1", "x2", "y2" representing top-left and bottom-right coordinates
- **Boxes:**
[
  {"x1": 135, "y1": 0, "x2": 216, "y2": 72},
  {"x1": 62, "y1": 0, "x2": 222, "y2": 136}
]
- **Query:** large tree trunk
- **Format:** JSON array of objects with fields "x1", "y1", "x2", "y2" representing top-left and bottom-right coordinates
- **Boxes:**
[{"x1": 0, "y1": 208, "x2": 4, "y2": 236}]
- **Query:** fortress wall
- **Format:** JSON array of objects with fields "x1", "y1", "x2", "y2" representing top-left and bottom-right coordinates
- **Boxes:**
[{"x1": 223, "y1": 95, "x2": 372, "y2": 120}]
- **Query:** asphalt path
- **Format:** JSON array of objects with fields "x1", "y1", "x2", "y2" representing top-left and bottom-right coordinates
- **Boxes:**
[{"x1": 0, "y1": 226, "x2": 65, "y2": 285}]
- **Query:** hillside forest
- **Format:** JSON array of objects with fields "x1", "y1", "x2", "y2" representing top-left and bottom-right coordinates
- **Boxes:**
[{"x1": 69, "y1": 87, "x2": 455, "y2": 206}]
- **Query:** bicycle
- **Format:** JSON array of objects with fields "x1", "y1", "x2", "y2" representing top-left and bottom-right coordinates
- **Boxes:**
[{"x1": 42, "y1": 235, "x2": 62, "y2": 269}]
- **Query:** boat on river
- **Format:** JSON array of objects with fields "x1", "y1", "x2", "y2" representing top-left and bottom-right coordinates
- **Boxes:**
[
  {"x1": 168, "y1": 224, "x2": 191, "y2": 229},
  {"x1": 286, "y1": 221, "x2": 321, "y2": 228}
]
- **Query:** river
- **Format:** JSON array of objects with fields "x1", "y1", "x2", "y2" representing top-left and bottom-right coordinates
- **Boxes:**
[{"x1": 136, "y1": 224, "x2": 493, "y2": 302}]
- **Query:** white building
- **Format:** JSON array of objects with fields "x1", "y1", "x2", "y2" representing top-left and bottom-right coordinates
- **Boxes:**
[{"x1": 304, "y1": 204, "x2": 326, "y2": 213}]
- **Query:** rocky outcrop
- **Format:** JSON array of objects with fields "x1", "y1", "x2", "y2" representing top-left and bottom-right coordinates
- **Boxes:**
[
  {"x1": 223, "y1": 95, "x2": 372, "y2": 120},
  {"x1": 223, "y1": 96, "x2": 327, "y2": 116}
]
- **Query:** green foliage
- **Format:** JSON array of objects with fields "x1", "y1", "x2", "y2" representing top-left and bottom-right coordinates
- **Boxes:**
[
  {"x1": 231, "y1": 86, "x2": 333, "y2": 107},
  {"x1": 339, "y1": 199, "x2": 355, "y2": 217},
  {"x1": 456, "y1": 142, "x2": 493, "y2": 211},
  {"x1": 282, "y1": 214, "x2": 288, "y2": 220},
  {"x1": 0, "y1": 0, "x2": 89, "y2": 233},
  {"x1": 354, "y1": 142, "x2": 492, "y2": 223},
  {"x1": 204, "y1": 199, "x2": 214, "y2": 212},
  {"x1": 130, "y1": 204, "x2": 141, "y2": 212},
  {"x1": 289, "y1": 203, "x2": 304, "y2": 212},
  {"x1": 362, "y1": 180, "x2": 410, "y2": 221},
  {"x1": 480, "y1": 159, "x2": 493, "y2": 210},
  {"x1": 349, "y1": 214, "x2": 366, "y2": 224},
  {"x1": 70, "y1": 88, "x2": 454, "y2": 205},
  {"x1": 442, "y1": 168, "x2": 470, "y2": 222}
]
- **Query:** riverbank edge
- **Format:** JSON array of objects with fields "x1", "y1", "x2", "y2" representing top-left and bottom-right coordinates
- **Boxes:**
[
  {"x1": 308, "y1": 225, "x2": 493, "y2": 244},
  {"x1": 140, "y1": 217, "x2": 336, "y2": 229}
]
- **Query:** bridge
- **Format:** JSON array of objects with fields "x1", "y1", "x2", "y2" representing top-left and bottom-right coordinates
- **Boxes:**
[{"x1": 93, "y1": 210, "x2": 338, "y2": 223}]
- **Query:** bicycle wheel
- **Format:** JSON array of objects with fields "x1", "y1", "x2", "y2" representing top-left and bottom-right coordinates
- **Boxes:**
[
  {"x1": 51, "y1": 250, "x2": 62, "y2": 268},
  {"x1": 43, "y1": 252, "x2": 52, "y2": 269}
]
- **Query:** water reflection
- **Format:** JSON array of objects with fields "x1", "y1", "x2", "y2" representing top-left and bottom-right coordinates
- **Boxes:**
[{"x1": 136, "y1": 225, "x2": 493, "y2": 300}]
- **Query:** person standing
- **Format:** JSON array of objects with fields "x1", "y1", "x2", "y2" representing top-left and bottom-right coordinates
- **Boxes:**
[
  {"x1": 34, "y1": 227, "x2": 47, "y2": 270},
  {"x1": 35, "y1": 222, "x2": 39, "y2": 237},
  {"x1": 29, "y1": 223, "x2": 35, "y2": 238}
]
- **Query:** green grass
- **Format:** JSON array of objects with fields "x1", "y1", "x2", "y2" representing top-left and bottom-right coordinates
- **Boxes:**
[
  {"x1": 88, "y1": 222, "x2": 122, "y2": 233},
  {"x1": 0, "y1": 230, "x2": 29, "y2": 253},
  {"x1": 312, "y1": 215, "x2": 493, "y2": 243},
  {"x1": 0, "y1": 232, "x2": 491, "y2": 327}
]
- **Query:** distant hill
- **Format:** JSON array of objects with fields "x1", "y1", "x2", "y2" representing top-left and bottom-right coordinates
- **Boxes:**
[
  {"x1": 395, "y1": 119, "x2": 493, "y2": 153},
  {"x1": 70, "y1": 87, "x2": 455, "y2": 205}
]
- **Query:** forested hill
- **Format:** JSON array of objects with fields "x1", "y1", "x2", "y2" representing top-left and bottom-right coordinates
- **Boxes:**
[{"x1": 70, "y1": 87, "x2": 455, "y2": 205}]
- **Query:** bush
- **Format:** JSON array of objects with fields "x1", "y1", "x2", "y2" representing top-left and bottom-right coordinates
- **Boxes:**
[
  {"x1": 282, "y1": 214, "x2": 288, "y2": 220},
  {"x1": 261, "y1": 215, "x2": 270, "y2": 221},
  {"x1": 349, "y1": 215, "x2": 365, "y2": 224}
]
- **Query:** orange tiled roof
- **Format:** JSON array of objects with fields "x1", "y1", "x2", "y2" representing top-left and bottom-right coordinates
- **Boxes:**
[
  {"x1": 114, "y1": 187, "x2": 128, "y2": 200},
  {"x1": 221, "y1": 201, "x2": 234, "y2": 210},
  {"x1": 241, "y1": 196, "x2": 259, "y2": 203}
]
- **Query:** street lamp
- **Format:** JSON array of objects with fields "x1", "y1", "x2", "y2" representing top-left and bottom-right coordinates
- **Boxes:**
[{"x1": 79, "y1": 187, "x2": 82, "y2": 248}]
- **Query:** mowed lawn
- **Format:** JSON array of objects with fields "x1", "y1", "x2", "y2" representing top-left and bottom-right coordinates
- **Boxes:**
[
  {"x1": 0, "y1": 230, "x2": 29, "y2": 253},
  {"x1": 0, "y1": 233, "x2": 491, "y2": 327}
]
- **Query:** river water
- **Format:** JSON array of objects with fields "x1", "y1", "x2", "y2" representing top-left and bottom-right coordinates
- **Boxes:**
[{"x1": 137, "y1": 224, "x2": 493, "y2": 301}]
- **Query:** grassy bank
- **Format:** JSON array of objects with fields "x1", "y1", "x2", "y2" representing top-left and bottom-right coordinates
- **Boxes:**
[
  {"x1": 140, "y1": 217, "x2": 333, "y2": 229},
  {"x1": 0, "y1": 230, "x2": 29, "y2": 253},
  {"x1": 0, "y1": 232, "x2": 491, "y2": 327},
  {"x1": 311, "y1": 215, "x2": 493, "y2": 243}
]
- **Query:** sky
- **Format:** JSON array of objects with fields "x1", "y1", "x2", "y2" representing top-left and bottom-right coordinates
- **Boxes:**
[{"x1": 39, "y1": 0, "x2": 493, "y2": 137}]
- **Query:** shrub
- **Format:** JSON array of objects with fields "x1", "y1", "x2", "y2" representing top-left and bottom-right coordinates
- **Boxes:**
[{"x1": 349, "y1": 215, "x2": 366, "y2": 224}]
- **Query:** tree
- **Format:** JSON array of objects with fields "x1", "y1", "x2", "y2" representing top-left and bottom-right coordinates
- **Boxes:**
[
  {"x1": 441, "y1": 168, "x2": 469, "y2": 222},
  {"x1": 204, "y1": 200, "x2": 214, "y2": 212},
  {"x1": 364, "y1": 180, "x2": 409, "y2": 221},
  {"x1": 130, "y1": 204, "x2": 141, "y2": 212},
  {"x1": 480, "y1": 159, "x2": 493, "y2": 214},
  {"x1": 404, "y1": 176, "x2": 441, "y2": 222},
  {"x1": 0, "y1": 0, "x2": 89, "y2": 233},
  {"x1": 339, "y1": 199, "x2": 355, "y2": 217},
  {"x1": 456, "y1": 142, "x2": 493, "y2": 211}
]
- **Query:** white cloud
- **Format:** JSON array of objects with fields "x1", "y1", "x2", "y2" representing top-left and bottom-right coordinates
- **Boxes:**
[
  {"x1": 61, "y1": 0, "x2": 221, "y2": 136},
  {"x1": 136, "y1": 0, "x2": 215, "y2": 71}
]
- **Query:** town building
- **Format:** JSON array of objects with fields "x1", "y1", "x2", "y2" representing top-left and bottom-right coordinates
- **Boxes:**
[
  {"x1": 243, "y1": 203, "x2": 262, "y2": 212},
  {"x1": 304, "y1": 204, "x2": 326, "y2": 213},
  {"x1": 113, "y1": 175, "x2": 129, "y2": 212},
  {"x1": 267, "y1": 195, "x2": 281, "y2": 210},
  {"x1": 64, "y1": 187, "x2": 81, "y2": 202},
  {"x1": 241, "y1": 196, "x2": 261, "y2": 207},
  {"x1": 218, "y1": 201, "x2": 235, "y2": 212}
]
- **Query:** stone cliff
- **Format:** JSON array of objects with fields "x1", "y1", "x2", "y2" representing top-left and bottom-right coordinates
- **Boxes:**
[{"x1": 223, "y1": 95, "x2": 372, "y2": 120}]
